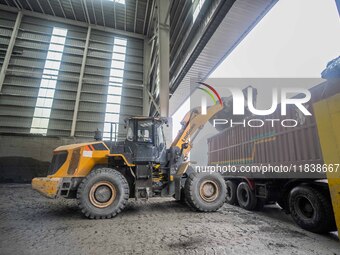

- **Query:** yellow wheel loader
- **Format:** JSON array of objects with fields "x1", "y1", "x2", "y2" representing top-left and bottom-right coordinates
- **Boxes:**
[{"x1": 32, "y1": 102, "x2": 230, "y2": 219}]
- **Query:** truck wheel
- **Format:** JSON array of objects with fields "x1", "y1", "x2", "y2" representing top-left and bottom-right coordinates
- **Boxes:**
[
  {"x1": 77, "y1": 168, "x2": 129, "y2": 219},
  {"x1": 225, "y1": 180, "x2": 238, "y2": 205},
  {"x1": 184, "y1": 172, "x2": 226, "y2": 212},
  {"x1": 254, "y1": 198, "x2": 265, "y2": 211},
  {"x1": 289, "y1": 185, "x2": 336, "y2": 233},
  {"x1": 236, "y1": 182, "x2": 257, "y2": 210}
]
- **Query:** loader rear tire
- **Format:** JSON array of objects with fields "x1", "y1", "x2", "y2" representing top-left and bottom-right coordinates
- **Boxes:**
[
  {"x1": 184, "y1": 172, "x2": 226, "y2": 212},
  {"x1": 77, "y1": 168, "x2": 129, "y2": 219}
]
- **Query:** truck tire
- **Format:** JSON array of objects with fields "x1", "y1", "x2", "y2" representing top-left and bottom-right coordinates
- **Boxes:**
[
  {"x1": 289, "y1": 185, "x2": 336, "y2": 233},
  {"x1": 184, "y1": 172, "x2": 226, "y2": 212},
  {"x1": 225, "y1": 180, "x2": 238, "y2": 205},
  {"x1": 255, "y1": 198, "x2": 265, "y2": 211},
  {"x1": 236, "y1": 182, "x2": 257, "y2": 210},
  {"x1": 77, "y1": 168, "x2": 129, "y2": 219}
]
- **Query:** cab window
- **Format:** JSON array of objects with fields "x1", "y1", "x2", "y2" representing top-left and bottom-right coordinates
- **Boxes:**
[
  {"x1": 156, "y1": 124, "x2": 165, "y2": 147},
  {"x1": 137, "y1": 120, "x2": 153, "y2": 143},
  {"x1": 126, "y1": 121, "x2": 134, "y2": 141}
]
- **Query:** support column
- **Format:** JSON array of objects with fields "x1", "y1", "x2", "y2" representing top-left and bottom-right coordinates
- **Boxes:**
[
  {"x1": 157, "y1": 0, "x2": 170, "y2": 117},
  {"x1": 143, "y1": 39, "x2": 151, "y2": 116},
  {"x1": 71, "y1": 26, "x2": 91, "y2": 136},
  {"x1": 0, "y1": 11, "x2": 22, "y2": 92}
]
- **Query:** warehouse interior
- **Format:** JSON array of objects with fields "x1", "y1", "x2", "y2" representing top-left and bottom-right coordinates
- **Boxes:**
[
  {"x1": 0, "y1": 0, "x2": 280, "y2": 181},
  {"x1": 0, "y1": 0, "x2": 339, "y2": 254}
]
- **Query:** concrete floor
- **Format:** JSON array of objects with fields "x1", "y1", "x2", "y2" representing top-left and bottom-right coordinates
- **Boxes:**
[{"x1": 0, "y1": 184, "x2": 339, "y2": 255}]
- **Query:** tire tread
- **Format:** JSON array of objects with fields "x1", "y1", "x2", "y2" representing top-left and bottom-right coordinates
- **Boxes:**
[
  {"x1": 289, "y1": 185, "x2": 336, "y2": 233},
  {"x1": 76, "y1": 168, "x2": 129, "y2": 219},
  {"x1": 184, "y1": 172, "x2": 226, "y2": 212}
]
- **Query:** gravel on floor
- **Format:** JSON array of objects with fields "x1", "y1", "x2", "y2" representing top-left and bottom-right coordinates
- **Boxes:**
[{"x1": 0, "y1": 184, "x2": 339, "y2": 255}]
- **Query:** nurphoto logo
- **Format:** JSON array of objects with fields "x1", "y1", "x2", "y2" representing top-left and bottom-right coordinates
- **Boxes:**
[{"x1": 197, "y1": 81, "x2": 312, "y2": 128}]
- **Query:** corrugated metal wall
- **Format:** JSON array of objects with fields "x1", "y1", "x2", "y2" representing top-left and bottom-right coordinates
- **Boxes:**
[{"x1": 0, "y1": 10, "x2": 144, "y2": 139}]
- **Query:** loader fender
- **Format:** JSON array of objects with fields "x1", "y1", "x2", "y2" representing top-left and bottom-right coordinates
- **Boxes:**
[{"x1": 174, "y1": 162, "x2": 194, "y2": 200}]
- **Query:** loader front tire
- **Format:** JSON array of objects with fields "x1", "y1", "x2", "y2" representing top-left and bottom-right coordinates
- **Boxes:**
[
  {"x1": 184, "y1": 172, "x2": 226, "y2": 212},
  {"x1": 77, "y1": 168, "x2": 129, "y2": 219}
]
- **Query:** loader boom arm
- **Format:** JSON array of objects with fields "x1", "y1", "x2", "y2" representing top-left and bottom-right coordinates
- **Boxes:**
[{"x1": 171, "y1": 103, "x2": 224, "y2": 157}]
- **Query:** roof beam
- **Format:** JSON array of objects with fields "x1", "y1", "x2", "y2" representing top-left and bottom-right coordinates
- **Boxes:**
[
  {"x1": 113, "y1": 0, "x2": 117, "y2": 28},
  {"x1": 142, "y1": 0, "x2": 149, "y2": 34},
  {"x1": 24, "y1": 0, "x2": 33, "y2": 11},
  {"x1": 100, "y1": 0, "x2": 106, "y2": 26},
  {"x1": 170, "y1": 0, "x2": 236, "y2": 93},
  {"x1": 124, "y1": 0, "x2": 127, "y2": 31},
  {"x1": 82, "y1": 0, "x2": 91, "y2": 24},
  {"x1": 57, "y1": 0, "x2": 67, "y2": 18},
  {"x1": 0, "y1": 4, "x2": 145, "y2": 39},
  {"x1": 79, "y1": 0, "x2": 87, "y2": 22},
  {"x1": 13, "y1": 0, "x2": 22, "y2": 9},
  {"x1": 0, "y1": 11, "x2": 22, "y2": 92},
  {"x1": 91, "y1": 0, "x2": 98, "y2": 25},
  {"x1": 36, "y1": 0, "x2": 46, "y2": 15},
  {"x1": 68, "y1": 0, "x2": 77, "y2": 20},
  {"x1": 46, "y1": 0, "x2": 56, "y2": 16},
  {"x1": 134, "y1": 0, "x2": 138, "y2": 32},
  {"x1": 147, "y1": 0, "x2": 155, "y2": 36}
]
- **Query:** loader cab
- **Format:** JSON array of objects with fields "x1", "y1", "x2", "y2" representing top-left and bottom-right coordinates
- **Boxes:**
[{"x1": 125, "y1": 117, "x2": 167, "y2": 164}]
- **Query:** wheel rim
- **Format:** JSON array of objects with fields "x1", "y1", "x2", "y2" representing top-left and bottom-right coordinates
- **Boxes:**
[
  {"x1": 295, "y1": 196, "x2": 315, "y2": 219},
  {"x1": 199, "y1": 180, "x2": 219, "y2": 202},
  {"x1": 89, "y1": 181, "x2": 117, "y2": 208}
]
